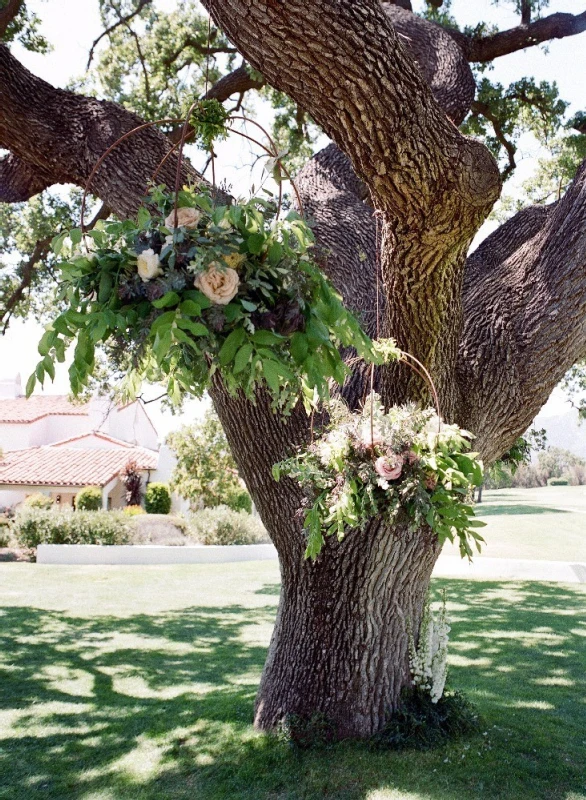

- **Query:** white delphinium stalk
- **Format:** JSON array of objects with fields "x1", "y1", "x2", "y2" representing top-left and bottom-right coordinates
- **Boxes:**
[{"x1": 407, "y1": 592, "x2": 450, "y2": 703}]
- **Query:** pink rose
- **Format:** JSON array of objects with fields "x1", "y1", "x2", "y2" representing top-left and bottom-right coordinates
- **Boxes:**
[
  {"x1": 359, "y1": 425, "x2": 384, "y2": 449},
  {"x1": 374, "y1": 455, "x2": 403, "y2": 481}
]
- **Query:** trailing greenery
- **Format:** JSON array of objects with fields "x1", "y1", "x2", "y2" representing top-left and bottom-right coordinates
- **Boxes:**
[
  {"x1": 12, "y1": 508, "x2": 131, "y2": 548},
  {"x1": 274, "y1": 395, "x2": 485, "y2": 560},
  {"x1": 187, "y1": 505, "x2": 268, "y2": 546},
  {"x1": 74, "y1": 485, "x2": 102, "y2": 511},
  {"x1": 145, "y1": 482, "x2": 172, "y2": 515},
  {"x1": 168, "y1": 407, "x2": 252, "y2": 512},
  {"x1": 28, "y1": 185, "x2": 377, "y2": 413}
]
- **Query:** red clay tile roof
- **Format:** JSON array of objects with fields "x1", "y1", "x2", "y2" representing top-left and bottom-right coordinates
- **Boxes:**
[
  {"x1": 0, "y1": 395, "x2": 90, "y2": 424},
  {"x1": 49, "y1": 432, "x2": 135, "y2": 448},
  {"x1": 0, "y1": 446, "x2": 158, "y2": 487}
]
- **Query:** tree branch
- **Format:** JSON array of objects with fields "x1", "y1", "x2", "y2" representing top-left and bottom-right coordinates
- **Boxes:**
[
  {"x1": 0, "y1": 44, "x2": 202, "y2": 217},
  {"x1": 0, "y1": 152, "x2": 55, "y2": 202},
  {"x1": 86, "y1": 0, "x2": 152, "y2": 69},
  {"x1": 470, "y1": 99, "x2": 517, "y2": 180},
  {"x1": 0, "y1": 0, "x2": 23, "y2": 37},
  {"x1": 452, "y1": 10, "x2": 586, "y2": 62}
]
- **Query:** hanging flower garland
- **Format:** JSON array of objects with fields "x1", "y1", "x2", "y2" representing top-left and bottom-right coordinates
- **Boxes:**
[
  {"x1": 273, "y1": 394, "x2": 486, "y2": 559},
  {"x1": 26, "y1": 101, "x2": 379, "y2": 412}
]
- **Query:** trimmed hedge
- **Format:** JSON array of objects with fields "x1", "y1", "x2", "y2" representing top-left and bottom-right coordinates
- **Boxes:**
[
  {"x1": 75, "y1": 486, "x2": 102, "y2": 511},
  {"x1": 145, "y1": 482, "x2": 172, "y2": 515},
  {"x1": 13, "y1": 508, "x2": 131, "y2": 548},
  {"x1": 188, "y1": 506, "x2": 268, "y2": 546},
  {"x1": 547, "y1": 477, "x2": 569, "y2": 486}
]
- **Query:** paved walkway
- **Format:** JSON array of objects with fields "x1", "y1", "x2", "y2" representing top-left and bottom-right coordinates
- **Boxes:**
[{"x1": 433, "y1": 555, "x2": 586, "y2": 584}]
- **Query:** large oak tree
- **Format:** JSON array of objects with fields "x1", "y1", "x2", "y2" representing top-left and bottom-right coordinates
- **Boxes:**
[{"x1": 2, "y1": 0, "x2": 586, "y2": 738}]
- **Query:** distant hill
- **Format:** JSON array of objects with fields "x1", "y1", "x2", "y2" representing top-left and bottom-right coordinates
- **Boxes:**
[{"x1": 533, "y1": 408, "x2": 586, "y2": 460}]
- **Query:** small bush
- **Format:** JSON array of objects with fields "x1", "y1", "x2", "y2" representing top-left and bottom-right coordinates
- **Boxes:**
[
  {"x1": 547, "y1": 477, "x2": 569, "y2": 486},
  {"x1": 188, "y1": 506, "x2": 268, "y2": 546},
  {"x1": 0, "y1": 527, "x2": 11, "y2": 548},
  {"x1": 13, "y1": 508, "x2": 131, "y2": 548},
  {"x1": 231, "y1": 489, "x2": 253, "y2": 514},
  {"x1": 123, "y1": 504, "x2": 146, "y2": 516},
  {"x1": 374, "y1": 688, "x2": 481, "y2": 751},
  {"x1": 75, "y1": 486, "x2": 102, "y2": 511},
  {"x1": 145, "y1": 482, "x2": 172, "y2": 515},
  {"x1": 23, "y1": 493, "x2": 53, "y2": 510}
]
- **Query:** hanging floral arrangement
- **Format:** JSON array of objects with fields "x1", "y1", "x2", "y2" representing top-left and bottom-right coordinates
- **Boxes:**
[
  {"x1": 27, "y1": 183, "x2": 377, "y2": 411},
  {"x1": 273, "y1": 394, "x2": 485, "y2": 559}
]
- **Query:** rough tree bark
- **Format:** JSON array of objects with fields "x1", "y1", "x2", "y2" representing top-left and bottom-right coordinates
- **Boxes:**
[{"x1": 2, "y1": 0, "x2": 586, "y2": 739}]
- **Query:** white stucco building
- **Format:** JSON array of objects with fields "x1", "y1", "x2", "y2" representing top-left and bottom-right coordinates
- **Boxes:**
[{"x1": 0, "y1": 376, "x2": 178, "y2": 510}]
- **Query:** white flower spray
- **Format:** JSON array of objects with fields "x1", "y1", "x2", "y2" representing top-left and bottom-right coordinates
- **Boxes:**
[{"x1": 407, "y1": 590, "x2": 450, "y2": 703}]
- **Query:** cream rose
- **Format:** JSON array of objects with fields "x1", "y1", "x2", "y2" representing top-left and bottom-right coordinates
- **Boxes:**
[
  {"x1": 359, "y1": 424, "x2": 384, "y2": 449},
  {"x1": 137, "y1": 248, "x2": 162, "y2": 282},
  {"x1": 195, "y1": 262, "x2": 240, "y2": 305},
  {"x1": 374, "y1": 454, "x2": 403, "y2": 482},
  {"x1": 164, "y1": 207, "x2": 201, "y2": 229},
  {"x1": 222, "y1": 252, "x2": 247, "y2": 270}
]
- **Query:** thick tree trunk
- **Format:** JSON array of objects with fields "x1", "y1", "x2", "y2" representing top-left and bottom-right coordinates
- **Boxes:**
[{"x1": 255, "y1": 519, "x2": 441, "y2": 738}]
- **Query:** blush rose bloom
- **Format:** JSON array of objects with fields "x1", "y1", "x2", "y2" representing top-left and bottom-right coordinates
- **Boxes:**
[
  {"x1": 195, "y1": 262, "x2": 240, "y2": 305},
  {"x1": 164, "y1": 207, "x2": 201, "y2": 229},
  {"x1": 374, "y1": 454, "x2": 404, "y2": 481},
  {"x1": 137, "y1": 248, "x2": 162, "y2": 282}
]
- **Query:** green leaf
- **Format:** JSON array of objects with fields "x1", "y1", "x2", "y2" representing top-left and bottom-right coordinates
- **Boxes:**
[
  {"x1": 152, "y1": 292, "x2": 181, "y2": 309},
  {"x1": 219, "y1": 328, "x2": 246, "y2": 366},
  {"x1": 177, "y1": 318, "x2": 209, "y2": 337},
  {"x1": 137, "y1": 206, "x2": 151, "y2": 229},
  {"x1": 42, "y1": 355, "x2": 55, "y2": 381},
  {"x1": 234, "y1": 343, "x2": 253, "y2": 374},
  {"x1": 290, "y1": 332, "x2": 308, "y2": 364},
  {"x1": 241, "y1": 300, "x2": 257, "y2": 312},
  {"x1": 35, "y1": 363, "x2": 45, "y2": 384},
  {"x1": 98, "y1": 272, "x2": 113, "y2": 304},
  {"x1": 246, "y1": 233, "x2": 265, "y2": 255},
  {"x1": 267, "y1": 241, "x2": 283, "y2": 265},
  {"x1": 25, "y1": 373, "x2": 36, "y2": 398},
  {"x1": 179, "y1": 300, "x2": 202, "y2": 316},
  {"x1": 38, "y1": 329, "x2": 56, "y2": 357},
  {"x1": 262, "y1": 359, "x2": 282, "y2": 396},
  {"x1": 251, "y1": 329, "x2": 283, "y2": 346},
  {"x1": 51, "y1": 232, "x2": 68, "y2": 255},
  {"x1": 69, "y1": 228, "x2": 83, "y2": 246}
]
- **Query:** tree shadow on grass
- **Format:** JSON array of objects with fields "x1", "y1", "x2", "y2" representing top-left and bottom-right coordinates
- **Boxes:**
[{"x1": 0, "y1": 580, "x2": 584, "y2": 800}]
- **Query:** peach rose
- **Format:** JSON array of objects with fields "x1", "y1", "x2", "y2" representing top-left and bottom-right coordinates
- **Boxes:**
[
  {"x1": 164, "y1": 207, "x2": 201, "y2": 229},
  {"x1": 137, "y1": 248, "x2": 162, "y2": 282},
  {"x1": 374, "y1": 454, "x2": 403, "y2": 481},
  {"x1": 195, "y1": 262, "x2": 240, "y2": 305}
]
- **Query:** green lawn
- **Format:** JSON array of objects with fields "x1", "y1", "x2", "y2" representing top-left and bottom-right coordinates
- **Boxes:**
[
  {"x1": 440, "y1": 485, "x2": 586, "y2": 562},
  {"x1": 1, "y1": 562, "x2": 585, "y2": 800}
]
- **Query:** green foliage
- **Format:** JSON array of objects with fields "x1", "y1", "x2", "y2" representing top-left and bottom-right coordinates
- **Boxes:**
[
  {"x1": 168, "y1": 407, "x2": 252, "y2": 512},
  {"x1": 74, "y1": 486, "x2": 102, "y2": 511},
  {"x1": 462, "y1": 77, "x2": 568, "y2": 178},
  {"x1": 13, "y1": 508, "x2": 131, "y2": 548},
  {"x1": 547, "y1": 477, "x2": 569, "y2": 486},
  {"x1": 122, "y1": 504, "x2": 146, "y2": 516},
  {"x1": 145, "y1": 482, "x2": 172, "y2": 514},
  {"x1": 486, "y1": 428, "x2": 547, "y2": 488},
  {"x1": 275, "y1": 395, "x2": 485, "y2": 560},
  {"x1": 561, "y1": 359, "x2": 586, "y2": 419},
  {"x1": 189, "y1": 99, "x2": 229, "y2": 150},
  {"x1": 23, "y1": 493, "x2": 53, "y2": 510},
  {"x1": 0, "y1": 1, "x2": 51, "y2": 53},
  {"x1": 187, "y1": 505, "x2": 267, "y2": 546},
  {"x1": 29, "y1": 185, "x2": 376, "y2": 413},
  {"x1": 373, "y1": 689, "x2": 481, "y2": 751}
]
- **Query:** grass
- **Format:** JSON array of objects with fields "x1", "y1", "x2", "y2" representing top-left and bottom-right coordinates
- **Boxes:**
[
  {"x1": 441, "y1": 485, "x2": 586, "y2": 562},
  {"x1": 0, "y1": 562, "x2": 585, "y2": 800}
]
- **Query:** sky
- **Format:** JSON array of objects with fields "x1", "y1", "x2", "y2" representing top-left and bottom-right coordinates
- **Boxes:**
[{"x1": 1, "y1": 0, "x2": 585, "y2": 437}]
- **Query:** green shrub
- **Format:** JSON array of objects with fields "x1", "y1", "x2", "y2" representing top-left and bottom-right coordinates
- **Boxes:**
[
  {"x1": 547, "y1": 477, "x2": 569, "y2": 486},
  {"x1": 188, "y1": 506, "x2": 268, "y2": 546},
  {"x1": 75, "y1": 486, "x2": 102, "y2": 511},
  {"x1": 0, "y1": 527, "x2": 11, "y2": 548},
  {"x1": 23, "y1": 493, "x2": 53, "y2": 510},
  {"x1": 231, "y1": 489, "x2": 253, "y2": 514},
  {"x1": 145, "y1": 482, "x2": 172, "y2": 515},
  {"x1": 13, "y1": 508, "x2": 131, "y2": 548}
]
